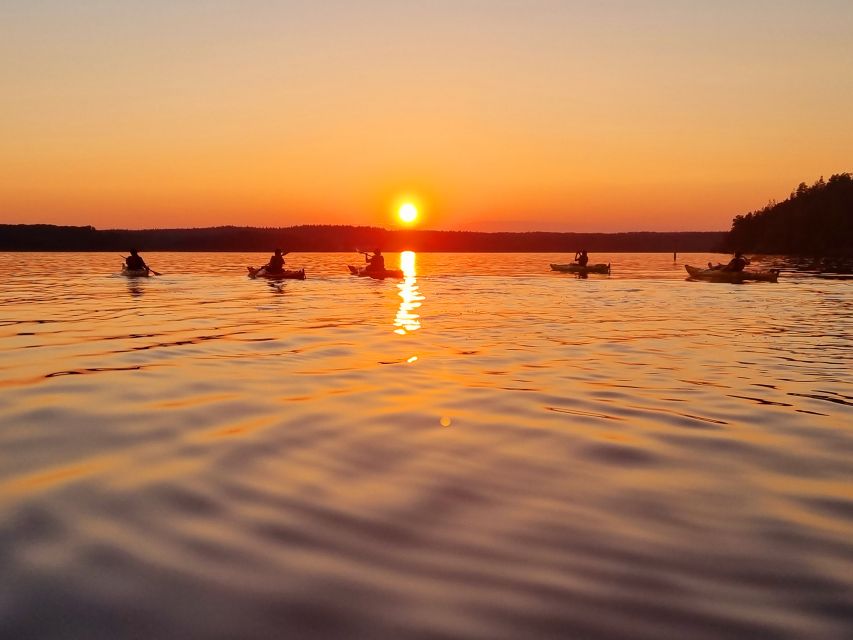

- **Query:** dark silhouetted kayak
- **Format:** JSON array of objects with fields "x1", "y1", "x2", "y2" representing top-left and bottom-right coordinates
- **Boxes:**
[
  {"x1": 121, "y1": 267, "x2": 150, "y2": 277},
  {"x1": 685, "y1": 265, "x2": 779, "y2": 282},
  {"x1": 347, "y1": 265, "x2": 404, "y2": 279},
  {"x1": 550, "y1": 263, "x2": 611, "y2": 274},
  {"x1": 247, "y1": 266, "x2": 306, "y2": 280}
]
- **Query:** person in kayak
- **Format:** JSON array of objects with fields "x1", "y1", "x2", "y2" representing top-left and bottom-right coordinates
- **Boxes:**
[
  {"x1": 125, "y1": 249, "x2": 149, "y2": 272},
  {"x1": 721, "y1": 252, "x2": 750, "y2": 272},
  {"x1": 707, "y1": 253, "x2": 750, "y2": 271},
  {"x1": 574, "y1": 250, "x2": 589, "y2": 267},
  {"x1": 263, "y1": 248, "x2": 288, "y2": 274},
  {"x1": 364, "y1": 248, "x2": 385, "y2": 273}
]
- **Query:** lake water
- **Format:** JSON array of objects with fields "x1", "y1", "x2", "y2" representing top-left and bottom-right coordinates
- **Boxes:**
[{"x1": 0, "y1": 252, "x2": 850, "y2": 639}]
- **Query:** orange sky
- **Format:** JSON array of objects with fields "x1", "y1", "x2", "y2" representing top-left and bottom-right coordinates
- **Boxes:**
[{"x1": 1, "y1": 1, "x2": 851, "y2": 231}]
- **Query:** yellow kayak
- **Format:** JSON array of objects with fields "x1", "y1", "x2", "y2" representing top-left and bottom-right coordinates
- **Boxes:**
[
  {"x1": 685, "y1": 265, "x2": 779, "y2": 282},
  {"x1": 550, "y1": 263, "x2": 611, "y2": 274}
]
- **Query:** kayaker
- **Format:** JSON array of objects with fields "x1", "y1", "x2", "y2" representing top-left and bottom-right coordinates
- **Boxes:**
[
  {"x1": 263, "y1": 248, "x2": 288, "y2": 274},
  {"x1": 125, "y1": 249, "x2": 149, "y2": 272},
  {"x1": 574, "y1": 250, "x2": 589, "y2": 267},
  {"x1": 365, "y1": 248, "x2": 385, "y2": 273},
  {"x1": 721, "y1": 252, "x2": 750, "y2": 272}
]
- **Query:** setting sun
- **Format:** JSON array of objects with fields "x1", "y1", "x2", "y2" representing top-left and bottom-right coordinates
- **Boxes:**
[{"x1": 398, "y1": 203, "x2": 418, "y2": 224}]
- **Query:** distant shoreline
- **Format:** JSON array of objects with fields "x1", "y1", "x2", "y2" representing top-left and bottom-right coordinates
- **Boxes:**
[{"x1": 0, "y1": 224, "x2": 726, "y2": 253}]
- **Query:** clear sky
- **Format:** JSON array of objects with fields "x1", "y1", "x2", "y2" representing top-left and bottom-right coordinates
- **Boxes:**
[{"x1": 1, "y1": 1, "x2": 851, "y2": 231}]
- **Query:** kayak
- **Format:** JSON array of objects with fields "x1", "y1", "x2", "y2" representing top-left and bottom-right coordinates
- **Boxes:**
[
  {"x1": 347, "y1": 265, "x2": 404, "y2": 279},
  {"x1": 121, "y1": 267, "x2": 150, "y2": 278},
  {"x1": 247, "y1": 266, "x2": 306, "y2": 280},
  {"x1": 550, "y1": 263, "x2": 611, "y2": 274},
  {"x1": 685, "y1": 265, "x2": 780, "y2": 283}
]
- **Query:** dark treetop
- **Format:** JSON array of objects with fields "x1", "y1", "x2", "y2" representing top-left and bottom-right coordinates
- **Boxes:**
[{"x1": 722, "y1": 173, "x2": 853, "y2": 256}]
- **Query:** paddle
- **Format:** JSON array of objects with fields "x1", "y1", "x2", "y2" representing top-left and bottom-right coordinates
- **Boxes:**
[
  {"x1": 120, "y1": 255, "x2": 161, "y2": 276},
  {"x1": 353, "y1": 249, "x2": 370, "y2": 272}
]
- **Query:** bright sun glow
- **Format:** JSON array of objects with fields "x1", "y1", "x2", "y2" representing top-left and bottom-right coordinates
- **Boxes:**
[{"x1": 398, "y1": 203, "x2": 418, "y2": 224}]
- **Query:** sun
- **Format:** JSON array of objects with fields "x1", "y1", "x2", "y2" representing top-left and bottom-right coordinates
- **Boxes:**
[{"x1": 398, "y1": 202, "x2": 418, "y2": 224}]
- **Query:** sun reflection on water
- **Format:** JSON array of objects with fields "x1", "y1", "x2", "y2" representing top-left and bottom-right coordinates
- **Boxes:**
[{"x1": 394, "y1": 251, "x2": 423, "y2": 335}]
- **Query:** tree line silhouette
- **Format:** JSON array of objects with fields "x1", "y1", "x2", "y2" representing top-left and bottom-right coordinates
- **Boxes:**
[
  {"x1": 722, "y1": 173, "x2": 852, "y2": 255},
  {"x1": 0, "y1": 224, "x2": 724, "y2": 253}
]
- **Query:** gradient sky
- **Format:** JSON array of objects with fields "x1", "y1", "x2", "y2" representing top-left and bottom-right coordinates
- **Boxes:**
[{"x1": 1, "y1": 0, "x2": 852, "y2": 231}]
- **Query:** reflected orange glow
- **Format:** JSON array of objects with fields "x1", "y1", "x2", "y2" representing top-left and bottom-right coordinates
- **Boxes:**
[
  {"x1": 1, "y1": 459, "x2": 110, "y2": 496},
  {"x1": 204, "y1": 416, "x2": 277, "y2": 439},
  {"x1": 394, "y1": 251, "x2": 423, "y2": 335}
]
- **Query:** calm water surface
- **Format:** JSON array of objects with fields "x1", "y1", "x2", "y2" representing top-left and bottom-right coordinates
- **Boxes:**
[{"x1": 0, "y1": 252, "x2": 850, "y2": 639}]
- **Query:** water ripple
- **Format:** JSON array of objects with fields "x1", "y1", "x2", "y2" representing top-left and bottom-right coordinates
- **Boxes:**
[{"x1": 0, "y1": 251, "x2": 851, "y2": 639}]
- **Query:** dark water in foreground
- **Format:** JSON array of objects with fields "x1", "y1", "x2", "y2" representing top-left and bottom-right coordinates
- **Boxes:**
[{"x1": 0, "y1": 252, "x2": 851, "y2": 639}]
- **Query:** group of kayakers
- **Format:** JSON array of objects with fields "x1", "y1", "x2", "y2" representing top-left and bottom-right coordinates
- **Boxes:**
[
  {"x1": 127, "y1": 247, "x2": 387, "y2": 276},
  {"x1": 127, "y1": 248, "x2": 753, "y2": 276},
  {"x1": 254, "y1": 248, "x2": 385, "y2": 275},
  {"x1": 569, "y1": 249, "x2": 751, "y2": 274}
]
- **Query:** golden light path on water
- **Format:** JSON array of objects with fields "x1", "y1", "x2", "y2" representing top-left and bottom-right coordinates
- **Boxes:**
[{"x1": 394, "y1": 250, "x2": 422, "y2": 335}]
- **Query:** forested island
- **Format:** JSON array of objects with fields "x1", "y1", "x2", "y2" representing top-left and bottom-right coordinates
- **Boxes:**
[
  {"x1": 0, "y1": 225, "x2": 724, "y2": 253},
  {"x1": 722, "y1": 173, "x2": 852, "y2": 255}
]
